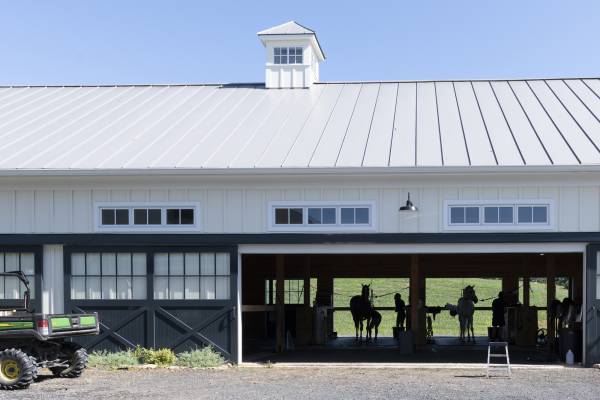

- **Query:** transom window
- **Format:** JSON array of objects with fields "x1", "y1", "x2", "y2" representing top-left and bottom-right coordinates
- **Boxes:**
[
  {"x1": 96, "y1": 203, "x2": 200, "y2": 231},
  {"x1": 0, "y1": 252, "x2": 35, "y2": 300},
  {"x1": 269, "y1": 202, "x2": 375, "y2": 231},
  {"x1": 274, "y1": 47, "x2": 303, "y2": 64},
  {"x1": 70, "y1": 252, "x2": 147, "y2": 300},
  {"x1": 446, "y1": 201, "x2": 552, "y2": 230},
  {"x1": 153, "y1": 252, "x2": 230, "y2": 300}
]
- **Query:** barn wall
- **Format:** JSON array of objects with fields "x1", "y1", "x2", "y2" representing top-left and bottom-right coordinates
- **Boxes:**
[{"x1": 0, "y1": 173, "x2": 598, "y2": 234}]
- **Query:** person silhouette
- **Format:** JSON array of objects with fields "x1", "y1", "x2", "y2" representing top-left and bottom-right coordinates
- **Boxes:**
[
  {"x1": 394, "y1": 293, "x2": 406, "y2": 330},
  {"x1": 491, "y1": 291, "x2": 505, "y2": 340}
]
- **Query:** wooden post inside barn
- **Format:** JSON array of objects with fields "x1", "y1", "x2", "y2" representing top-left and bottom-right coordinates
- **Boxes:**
[{"x1": 276, "y1": 254, "x2": 285, "y2": 352}]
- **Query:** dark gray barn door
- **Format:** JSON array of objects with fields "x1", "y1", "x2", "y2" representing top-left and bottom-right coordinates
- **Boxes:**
[
  {"x1": 585, "y1": 244, "x2": 600, "y2": 366},
  {"x1": 64, "y1": 246, "x2": 237, "y2": 361}
]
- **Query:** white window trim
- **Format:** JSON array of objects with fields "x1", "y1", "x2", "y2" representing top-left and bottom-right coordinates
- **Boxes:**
[
  {"x1": 443, "y1": 199, "x2": 554, "y2": 231},
  {"x1": 267, "y1": 201, "x2": 376, "y2": 232},
  {"x1": 94, "y1": 202, "x2": 202, "y2": 233}
]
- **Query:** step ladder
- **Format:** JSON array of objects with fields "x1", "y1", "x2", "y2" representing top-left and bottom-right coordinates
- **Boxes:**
[{"x1": 486, "y1": 341, "x2": 511, "y2": 378}]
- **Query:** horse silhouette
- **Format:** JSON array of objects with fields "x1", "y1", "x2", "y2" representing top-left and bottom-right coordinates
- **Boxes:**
[{"x1": 350, "y1": 284, "x2": 372, "y2": 341}]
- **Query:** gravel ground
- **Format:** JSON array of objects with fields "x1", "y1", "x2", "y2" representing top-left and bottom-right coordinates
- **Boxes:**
[{"x1": 2, "y1": 367, "x2": 599, "y2": 400}]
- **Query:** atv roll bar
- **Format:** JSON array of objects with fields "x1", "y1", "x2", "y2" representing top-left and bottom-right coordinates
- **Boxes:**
[{"x1": 0, "y1": 270, "x2": 31, "y2": 312}]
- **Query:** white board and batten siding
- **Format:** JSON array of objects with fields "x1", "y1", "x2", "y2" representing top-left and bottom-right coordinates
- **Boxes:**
[{"x1": 0, "y1": 177, "x2": 598, "y2": 234}]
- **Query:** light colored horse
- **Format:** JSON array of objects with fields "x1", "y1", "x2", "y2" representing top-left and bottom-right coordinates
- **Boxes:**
[{"x1": 445, "y1": 285, "x2": 478, "y2": 343}]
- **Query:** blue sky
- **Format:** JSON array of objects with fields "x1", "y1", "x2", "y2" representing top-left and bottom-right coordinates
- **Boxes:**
[{"x1": 1, "y1": 1, "x2": 599, "y2": 85}]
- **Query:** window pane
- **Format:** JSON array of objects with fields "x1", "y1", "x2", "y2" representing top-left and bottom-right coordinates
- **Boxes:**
[
  {"x1": 115, "y1": 209, "x2": 129, "y2": 225},
  {"x1": 274, "y1": 47, "x2": 280, "y2": 55},
  {"x1": 322, "y1": 208, "x2": 336, "y2": 224},
  {"x1": 201, "y1": 276, "x2": 216, "y2": 299},
  {"x1": 87, "y1": 253, "x2": 101, "y2": 275},
  {"x1": 102, "y1": 253, "x2": 116, "y2": 275},
  {"x1": 148, "y1": 209, "x2": 161, "y2": 225},
  {"x1": 185, "y1": 253, "x2": 200, "y2": 275},
  {"x1": 5, "y1": 277, "x2": 19, "y2": 299},
  {"x1": 102, "y1": 277, "x2": 116, "y2": 299},
  {"x1": 518, "y1": 206, "x2": 532, "y2": 223},
  {"x1": 281, "y1": 47, "x2": 287, "y2": 55},
  {"x1": 5, "y1": 253, "x2": 18, "y2": 271},
  {"x1": 296, "y1": 55, "x2": 303, "y2": 64},
  {"x1": 450, "y1": 207, "x2": 464, "y2": 224},
  {"x1": 288, "y1": 47, "x2": 295, "y2": 55},
  {"x1": 484, "y1": 207, "x2": 498, "y2": 223},
  {"x1": 170, "y1": 253, "x2": 184, "y2": 275},
  {"x1": 201, "y1": 253, "x2": 215, "y2": 275},
  {"x1": 87, "y1": 277, "x2": 101, "y2": 300},
  {"x1": 132, "y1": 253, "x2": 146, "y2": 275},
  {"x1": 275, "y1": 208, "x2": 289, "y2": 224},
  {"x1": 71, "y1": 277, "x2": 86, "y2": 299},
  {"x1": 154, "y1": 277, "x2": 169, "y2": 300},
  {"x1": 274, "y1": 55, "x2": 280, "y2": 64},
  {"x1": 117, "y1": 253, "x2": 131, "y2": 275},
  {"x1": 216, "y1": 253, "x2": 230, "y2": 275},
  {"x1": 355, "y1": 208, "x2": 369, "y2": 224},
  {"x1": 0, "y1": 255, "x2": 3, "y2": 272},
  {"x1": 134, "y1": 209, "x2": 147, "y2": 224},
  {"x1": 341, "y1": 208, "x2": 354, "y2": 224},
  {"x1": 289, "y1": 208, "x2": 303, "y2": 224},
  {"x1": 180, "y1": 209, "x2": 194, "y2": 225},
  {"x1": 72, "y1": 253, "x2": 86, "y2": 275},
  {"x1": 465, "y1": 207, "x2": 479, "y2": 223},
  {"x1": 533, "y1": 206, "x2": 547, "y2": 223},
  {"x1": 169, "y1": 277, "x2": 184, "y2": 300},
  {"x1": 20, "y1": 253, "x2": 35, "y2": 275},
  {"x1": 185, "y1": 277, "x2": 200, "y2": 299},
  {"x1": 154, "y1": 253, "x2": 169, "y2": 275},
  {"x1": 101, "y1": 209, "x2": 115, "y2": 225},
  {"x1": 132, "y1": 277, "x2": 147, "y2": 300},
  {"x1": 117, "y1": 277, "x2": 132, "y2": 300},
  {"x1": 215, "y1": 277, "x2": 229, "y2": 299},
  {"x1": 281, "y1": 56, "x2": 288, "y2": 64},
  {"x1": 308, "y1": 208, "x2": 321, "y2": 224},
  {"x1": 166, "y1": 209, "x2": 180, "y2": 224},
  {"x1": 499, "y1": 207, "x2": 513, "y2": 223}
]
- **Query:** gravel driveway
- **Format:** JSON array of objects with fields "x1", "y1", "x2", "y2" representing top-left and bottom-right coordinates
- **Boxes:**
[{"x1": 3, "y1": 367, "x2": 598, "y2": 400}]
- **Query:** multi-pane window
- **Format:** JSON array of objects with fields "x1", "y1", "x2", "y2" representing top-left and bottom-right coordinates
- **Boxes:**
[
  {"x1": 271, "y1": 203, "x2": 374, "y2": 230},
  {"x1": 153, "y1": 252, "x2": 230, "y2": 300},
  {"x1": 0, "y1": 252, "x2": 35, "y2": 300},
  {"x1": 265, "y1": 279, "x2": 304, "y2": 305},
  {"x1": 97, "y1": 204, "x2": 199, "y2": 231},
  {"x1": 70, "y1": 252, "x2": 147, "y2": 300},
  {"x1": 274, "y1": 47, "x2": 303, "y2": 64},
  {"x1": 517, "y1": 206, "x2": 548, "y2": 224},
  {"x1": 447, "y1": 202, "x2": 551, "y2": 228}
]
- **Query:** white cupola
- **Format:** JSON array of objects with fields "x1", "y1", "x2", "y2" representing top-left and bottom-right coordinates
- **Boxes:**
[{"x1": 257, "y1": 21, "x2": 326, "y2": 89}]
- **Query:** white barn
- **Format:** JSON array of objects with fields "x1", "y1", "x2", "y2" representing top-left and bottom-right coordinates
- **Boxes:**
[{"x1": 0, "y1": 21, "x2": 599, "y2": 365}]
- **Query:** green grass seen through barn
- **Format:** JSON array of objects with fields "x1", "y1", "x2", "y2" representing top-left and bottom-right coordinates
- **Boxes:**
[{"x1": 332, "y1": 277, "x2": 568, "y2": 337}]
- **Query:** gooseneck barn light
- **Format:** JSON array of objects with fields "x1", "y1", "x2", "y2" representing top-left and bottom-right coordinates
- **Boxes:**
[{"x1": 399, "y1": 192, "x2": 418, "y2": 212}]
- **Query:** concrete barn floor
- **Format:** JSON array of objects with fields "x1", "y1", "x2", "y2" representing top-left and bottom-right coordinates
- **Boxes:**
[{"x1": 5, "y1": 366, "x2": 599, "y2": 400}]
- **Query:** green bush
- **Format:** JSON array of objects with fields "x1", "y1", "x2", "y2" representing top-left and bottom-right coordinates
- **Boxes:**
[
  {"x1": 87, "y1": 350, "x2": 140, "y2": 369},
  {"x1": 176, "y1": 347, "x2": 225, "y2": 368},
  {"x1": 133, "y1": 346, "x2": 177, "y2": 366}
]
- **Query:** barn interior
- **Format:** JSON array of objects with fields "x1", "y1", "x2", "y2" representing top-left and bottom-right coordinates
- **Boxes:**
[{"x1": 241, "y1": 252, "x2": 584, "y2": 364}]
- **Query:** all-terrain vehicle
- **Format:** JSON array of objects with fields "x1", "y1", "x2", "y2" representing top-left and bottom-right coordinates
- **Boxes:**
[{"x1": 0, "y1": 271, "x2": 99, "y2": 390}]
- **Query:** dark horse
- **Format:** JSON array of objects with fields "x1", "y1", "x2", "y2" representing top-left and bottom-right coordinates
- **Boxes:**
[{"x1": 350, "y1": 284, "x2": 372, "y2": 341}]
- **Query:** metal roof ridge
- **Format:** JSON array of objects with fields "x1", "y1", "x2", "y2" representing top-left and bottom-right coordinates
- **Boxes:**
[{"x1": 315, "y1": 77, "x2": 600, "y2": 84}]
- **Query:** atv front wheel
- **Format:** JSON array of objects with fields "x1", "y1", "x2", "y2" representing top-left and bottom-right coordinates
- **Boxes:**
[
  {"x1": 50, "y1": 342, "x2": 88, "y2": 378},
  {"x1": 0, "y1": 349, "x2": 36, "y2": 390}
]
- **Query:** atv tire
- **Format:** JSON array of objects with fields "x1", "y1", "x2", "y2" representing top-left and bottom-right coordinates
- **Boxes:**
[
  {"x1": 0, "y1": 348, "x2": 36, "y2": 390},
  {"x1": 50, "y1": 342, "x2": 88, "y2": 378},
  {"x1": 29, "y1": 356, "x2": 39, "y2": 381}
]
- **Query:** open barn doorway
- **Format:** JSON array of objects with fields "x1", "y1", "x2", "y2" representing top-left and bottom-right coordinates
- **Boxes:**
[{"x1": 240, "y1": 250, "x2": 584, "y2": 364}]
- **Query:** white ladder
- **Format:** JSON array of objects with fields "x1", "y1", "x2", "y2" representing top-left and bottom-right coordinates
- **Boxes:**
[{"x1": 486, "y1": 341, "x2": 511, "y2": 378}]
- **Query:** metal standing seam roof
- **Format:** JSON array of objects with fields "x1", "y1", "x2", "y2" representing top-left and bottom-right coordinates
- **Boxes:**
[{"x1": 0, "y1": 78, "x2": 600, "y2": 172}]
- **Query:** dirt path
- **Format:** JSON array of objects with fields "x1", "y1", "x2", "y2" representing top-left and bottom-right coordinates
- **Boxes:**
[{"x1": 3, "y1": 367, "x2": 598, "y2": 400}]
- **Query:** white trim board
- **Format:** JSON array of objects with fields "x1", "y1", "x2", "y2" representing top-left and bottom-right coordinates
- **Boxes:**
[{"x1": 238, "y1": 243, "x2": 586, "y2": 255}]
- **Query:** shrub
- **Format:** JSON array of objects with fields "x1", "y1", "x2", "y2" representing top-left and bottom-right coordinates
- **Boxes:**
[
  {"x1": 87, "y1": 350, "x2": 140, "y2": 369},
  {"x1": 133, "y1": 346, "x2": 177, "y2": 366},
  {"x1": 175, "y1": 347, "x2": 225, "y2": 368}
]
